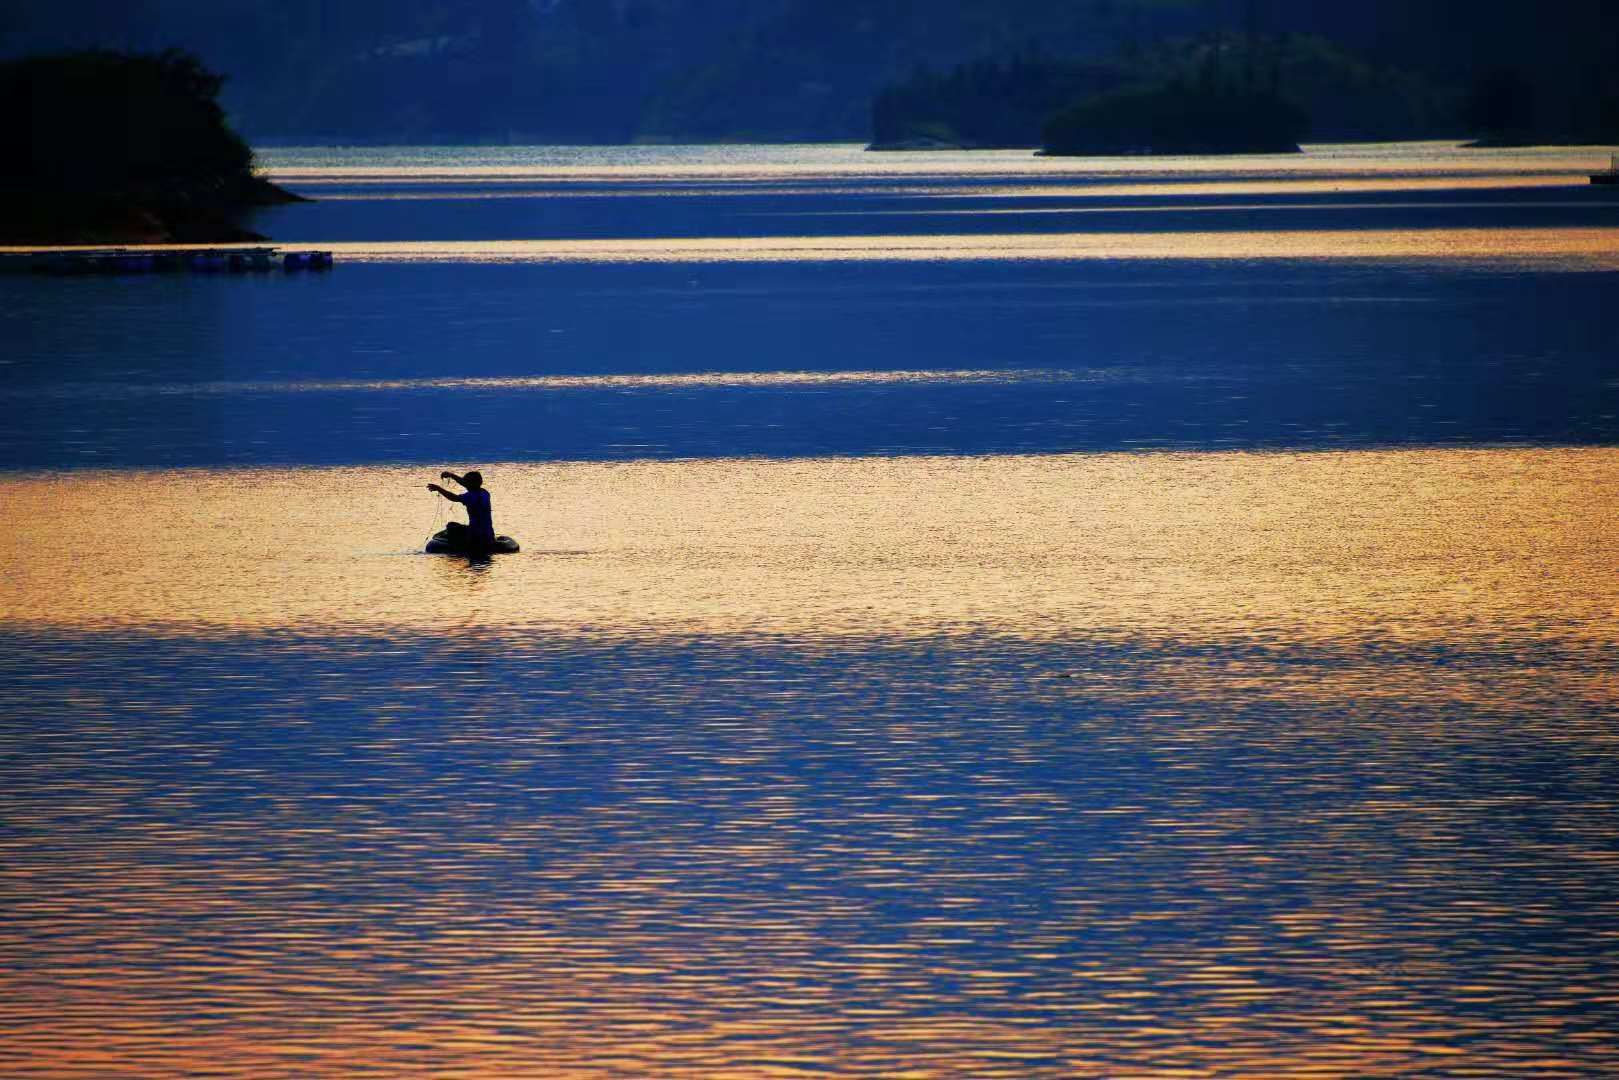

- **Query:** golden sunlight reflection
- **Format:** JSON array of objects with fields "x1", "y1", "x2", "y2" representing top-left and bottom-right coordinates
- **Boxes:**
[
  {"x1": 15, "y1": 228, "x2": 1619, "y2": 268},
  {"x1": 256, "y1": 140, "x2": 1610, "y2": 183},
  {"x1": 13, "y1": 228, "x2": 1616, "y2": 267},
  {"x1": 305, "y1": 228, "x2": 1619, "y2": 267},
  {"x1": 272, "y1": 174, "x2": 1588, "y2": 203},
  {"x1": 7, "y1": 138, "x2": 1619, "y2": 1080},
  {"x1": 4, "y1": 447, "x2": 1615, "y2": 643},
  {"x1": 5, "y1": 511, "x2": 1618, "y2": 1077}
]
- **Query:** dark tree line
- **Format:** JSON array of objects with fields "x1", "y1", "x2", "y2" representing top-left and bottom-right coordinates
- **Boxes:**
[
  {"x1": 4, "y1": 50, "x2": 251, "y2": 197},
  {"x1": 872, "y1": 31, "x2": 1469, "y2": 153},
  {"x1": 872, "y1": 54, "x2": 1122, "y2": 147},
  {"x1": 1043, "y1": 85, "x2": 1306, "y2": 156},
  {"x1": 0, "y1": 50, "x2": 293, "y2": 241},
  {"x1": 1, "y1": 1, "x2": 1613, "y2": 144},
  {"x1": 1042, "y1": 34, "x2": 1307, "y2": 155}
]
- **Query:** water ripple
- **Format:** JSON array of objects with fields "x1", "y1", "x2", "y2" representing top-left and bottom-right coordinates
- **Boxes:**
[{"x1": 2, "y1": 627, "x2": 1616, "y2": 1076}]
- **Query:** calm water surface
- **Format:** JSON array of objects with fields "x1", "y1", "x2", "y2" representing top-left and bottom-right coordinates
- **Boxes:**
[{"x1": 2, "y1": 143, "x2": 1618, "y2": 1076}]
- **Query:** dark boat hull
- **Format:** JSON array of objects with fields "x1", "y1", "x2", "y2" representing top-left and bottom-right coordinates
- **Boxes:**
[{"x1": 425, "y1": 530, "x2": 520, "y2": 555}]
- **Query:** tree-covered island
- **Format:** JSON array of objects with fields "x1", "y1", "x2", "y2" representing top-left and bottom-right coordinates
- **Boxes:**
[
  {"x1": 1042, "y1": 83, "x2": 1305, "y2": 156},
  {"x1": 871, "y1": 33, "x2": 1449, "y2": 155},
  {"x1": 1, "y1": 50, "x2": 301, "y2": 244}
]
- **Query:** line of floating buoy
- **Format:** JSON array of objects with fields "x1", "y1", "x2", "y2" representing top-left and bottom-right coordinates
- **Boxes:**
[{"x1": 4, "y1": 246, "x2": 334, "y2": 276}]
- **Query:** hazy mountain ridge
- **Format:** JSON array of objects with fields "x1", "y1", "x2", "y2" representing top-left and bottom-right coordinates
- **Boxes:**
[{"x1": 2, "y1": 0, "x2": 1613, "y2": 143}]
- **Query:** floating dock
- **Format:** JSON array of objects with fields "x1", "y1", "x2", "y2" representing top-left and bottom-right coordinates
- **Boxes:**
[
  {"x1": 1593, "y1": 154, "x2": 1619, "y2": 186},
  {"x1": 0, "y1": 246, "x2": 334, "y2": 276}
]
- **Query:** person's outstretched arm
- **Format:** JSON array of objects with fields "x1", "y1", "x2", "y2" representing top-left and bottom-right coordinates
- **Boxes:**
[
  {"x1": 440, "y1": 471, "x2": 469, "y2": 488},
  {"x1": 426, "y1": 483, "x2": 465, "y2": 502}
]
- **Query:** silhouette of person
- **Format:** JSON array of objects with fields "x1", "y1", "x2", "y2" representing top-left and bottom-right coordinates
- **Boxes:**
[{"x1": 427, "y1": 469, "x2": 496, "y2": 550}]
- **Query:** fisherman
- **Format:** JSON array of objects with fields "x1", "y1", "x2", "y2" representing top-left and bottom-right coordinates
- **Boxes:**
[{"x1": 427, "y1": 469, "x2": 496, "y2": 551}]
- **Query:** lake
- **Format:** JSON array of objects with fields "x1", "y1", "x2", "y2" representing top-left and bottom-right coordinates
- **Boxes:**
[{"x1": 2, "y1": 142, "x2": 1618, "y2": 1076}]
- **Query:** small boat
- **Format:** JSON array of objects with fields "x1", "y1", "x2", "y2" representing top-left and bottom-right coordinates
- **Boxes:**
[
  {"x1": 1593, "y1": 155, "x2": 1619, "y2": 186},
  {"x1": 425, "y1": 529, "x2": 521, "y2": 555}
]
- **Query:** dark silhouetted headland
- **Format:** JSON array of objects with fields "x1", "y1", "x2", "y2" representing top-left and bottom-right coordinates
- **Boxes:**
[{"x1": 0, "y1": 50, "x2": 302, "y2": 244}]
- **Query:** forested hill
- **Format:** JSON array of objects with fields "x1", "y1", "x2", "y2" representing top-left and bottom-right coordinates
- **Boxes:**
[
  {"x1": 0, "y1": 51, "x2": 298, "y2": 243},
  {"x1": 0, "y1": 0, "x2": 1208, "y2": 141},
  {"x1": 2, "y1": 0, "x2": 1614, "y2": 144}
]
